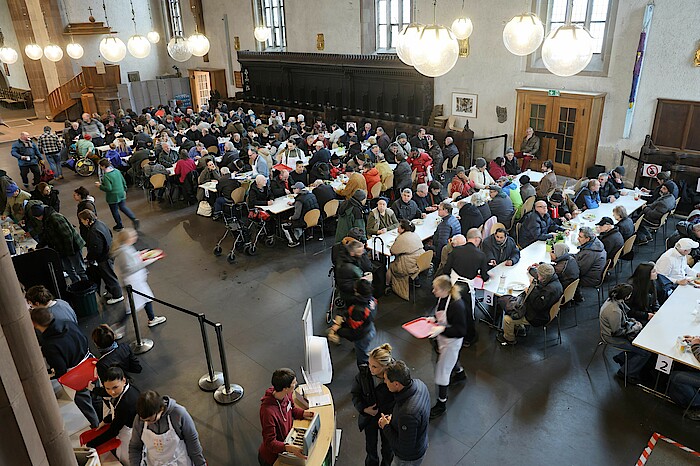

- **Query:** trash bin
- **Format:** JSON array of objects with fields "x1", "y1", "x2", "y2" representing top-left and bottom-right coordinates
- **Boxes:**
[{"x1": 67, "y1": 280, "x2": 99, "y2": 318}]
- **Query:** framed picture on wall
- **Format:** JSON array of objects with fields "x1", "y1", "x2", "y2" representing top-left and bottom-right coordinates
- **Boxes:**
[{"x1": 452, "y1": 92, "x2": 478, "y2": 118}]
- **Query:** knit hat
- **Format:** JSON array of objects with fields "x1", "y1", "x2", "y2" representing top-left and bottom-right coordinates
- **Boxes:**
[
  {"x1": 6, "y1": 182, "x2": 19, "y2": 196},
  {"x1": 30, "y1": 204, "x2": 45, "y2": 217},
  {"x1": 613, "y1": 166, "x2": 625, "y2": 176},
  {"x1": 455, "y1": 166, "x2": 466, "y2": 174},
  {"x1": 398, "y1": 133, "x2": 407, "y2": 140},
  {"x1": 352, "y1": 189, "x2": 367, "y2": 202},
  {"x1": 488, "y1": 185, "x2": 502, "y2": 194},
  {"x1": 553, "y1": 242, "x2": 569, "y2": 257},
  {"x1": 475, "y1": 157, "x2": 487, "y2": 168},
  {"x1": 505, "y1": 147, "x2": 515, "y2": 154},
  {"x1": 83, "y1": 134, "x2": 92, "y2": 140},
  {"x1": 663, "y1": 181, "x2": 675, "y2": 192},
  {"x1": 549, "y1": 191, "x2": 564, "y2": 203},
  {"x1": 519, "y1": 175, "x2": 530, "y2": 185},
  {"x1": 292, "y1": 182, "x2": 306, "y2": 190},
  {"x1": 676, "y1": 238, "x2": 699, "y2": 250},
  {"x1": 537, "y1": 263, "x2": 555, "y2": 280}
]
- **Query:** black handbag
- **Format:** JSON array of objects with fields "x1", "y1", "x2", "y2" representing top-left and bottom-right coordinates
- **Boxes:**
[{"x1": 370, "y1": 236, "x2": 387, "y2": 297}]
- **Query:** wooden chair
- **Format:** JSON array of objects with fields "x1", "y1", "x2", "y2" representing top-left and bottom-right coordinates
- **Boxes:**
[
  {"x1": 610, "y1": 247, "x2": 624, "y2": 283},
  {"x1": 147, "y1": 174, "x2": 169, "y2": 205},
  {"x1": 633, "y1": 214, "x2": 644, "y2": 233},
  {"x1": 412, "y1": 250, "x2": 434, "y2": 303},
  {"x1": 595, "y1": 259, "x2": 614, "y2": 309},
  {"x1": 515, "y1": 222, "x2": 523, "y2": 248},
  {"x1": 302, "y1": 209, "x2": 322, "y2": 252},
  {"x1": 560, "y1": 279, "x2": 580, "y2": 326},
  {"x1": 491, "y1": 222, "x2": 506, "y2": 235},
  {"x1": 447, "y1": 115, "x2": 462, "y2": 132},
  {"x1": 520, "y1": 196, "x2": 535, "y2": 216},
  {"x1": 370, "y1": 182, "x2": 382, "y2": 200},
  {"x1": 206, "y1": 145, "x2": 220, "y2": 155},
  {"x1": 542, "y1": 300, "x2": 562, "y2": 358},
  {"x1": 649, "y1": 212, "x2": 670, "y2": 251},
  {"x1": 410, "y1": 169, "x2": 418, "y2": 186},
  {"x1": 572, "y1": 177, "x2": 589, "y2": 194},
  {"x1": 619, "y1": 234, "x2": 637, "y2": 274},
  {"x1": 324, "y1": 199, "x2": 340, "y2": 219},
  {"x1": 447, "y1": 182, "x2": 454, "y2": 197},
  {"x1": 450, "y1": 154, "x2": 459, "y2": 169},
  {"x1": 231, "y1": 186, "x2": 247, "y2": 204},
  {"x1": 442, "y1": 158, "x2": 450, "y2": 174}
]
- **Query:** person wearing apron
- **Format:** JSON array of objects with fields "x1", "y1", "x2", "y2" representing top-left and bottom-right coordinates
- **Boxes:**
[
  {"x1": 86, "y1": 366, "x2": 139, "y2": 464},
  {"x1": 427, "y1": 275, "x2": 469, "y2": 420},
  {"x1": 129, "y1": 390, "x2": 206, "y2": 466}
]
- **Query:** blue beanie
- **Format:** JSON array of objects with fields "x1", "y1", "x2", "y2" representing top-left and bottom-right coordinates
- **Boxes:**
[{"x1": 6, "y1": 182, "x2": 18, "y2": 196}]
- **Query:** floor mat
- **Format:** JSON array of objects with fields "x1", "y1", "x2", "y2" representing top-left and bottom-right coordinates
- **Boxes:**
[
  {"x1": 637, "y1": 433, "x2": 700, "y2": 465},
  {"x1": 3, "y1": 118, "x2": 32, "y2": 127}
]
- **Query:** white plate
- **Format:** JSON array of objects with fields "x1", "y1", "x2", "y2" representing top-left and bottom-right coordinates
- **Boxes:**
[{"x1": 510, "y1": 283, "x2": 527, "y2": 291}]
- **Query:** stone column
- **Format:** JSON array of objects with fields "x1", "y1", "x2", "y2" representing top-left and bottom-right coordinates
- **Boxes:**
[{"x1": 0, "y1": 239, "x2": 76, "y2": 465}]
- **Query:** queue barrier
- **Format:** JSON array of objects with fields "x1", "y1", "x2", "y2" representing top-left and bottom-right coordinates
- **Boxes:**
[{"x1": 125, "y1": 285, "x2": 244, "y2": 404}]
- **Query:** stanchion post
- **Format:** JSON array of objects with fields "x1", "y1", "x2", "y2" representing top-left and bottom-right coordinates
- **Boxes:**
[
  {"x1": 126, "y1": 285, "x2": 154, "y2": 354},
  {"x1": 197, "y1": 314, "x2": 223, "y2": 391},
  {"x1": 213, "y1": 323, "x2": 244, "y2": 404}
]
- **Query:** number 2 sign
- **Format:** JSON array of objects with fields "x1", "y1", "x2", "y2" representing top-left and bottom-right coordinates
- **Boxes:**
[{"x1": 655, "y1": 355, "x2": 673, "y2": 374}]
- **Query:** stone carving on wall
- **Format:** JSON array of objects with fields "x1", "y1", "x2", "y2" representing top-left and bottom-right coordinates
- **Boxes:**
[{"x1": 496, "y1": 106, "x2": 507, "y2": 123}]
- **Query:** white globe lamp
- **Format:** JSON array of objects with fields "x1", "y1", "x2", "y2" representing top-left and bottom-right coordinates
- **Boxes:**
[
  {"x1": 66, "y1": 42, "x2": 84, "y2": 59},
  {"x1": 100, "y1": 36, "x2": 127, "y2": 62},
  {"x1": 451, "y1": 17, "x2": 473, "y2": 40},
  {"x1": 43, "y1": 44, "x2": 64, "y2": 62},
  {"x1": 147, "y1": 30, "x2": 161, "y2": 44},
  {"x1": 127, "y1": 34, "x2": 151, "y2": 58},
  {"x1": 167, "y1": 35, "x2": 192, "y2": 62},
  {"x1": 396, "y1": 23, "x2": 423, "y2": 66},
  {"x1": 25, "y1": 43, "x2": 43, "y2": 60},
  {"x1": 503, "y1": 13, "x2": 545, "y2": 56},
  {"x1": 541, "y1": 24, "x2": 594, "y2": 76},
  {"x1": 411, "y1": 25, "x2": 459, "y2": 77},
  {"x1": 187, "y1": 32, "x2": 210, "y2": 57},
  {"x1": 254, "y1": 26, "x2": 271, "y2": 43},
  {"x1": 0, "y1": 46, "x2": 19, "y2": 64}
]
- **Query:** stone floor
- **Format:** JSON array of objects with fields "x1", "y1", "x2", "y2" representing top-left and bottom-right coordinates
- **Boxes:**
[{"x1": 2, "y1": 148, "x2": 699, "y2": 466}]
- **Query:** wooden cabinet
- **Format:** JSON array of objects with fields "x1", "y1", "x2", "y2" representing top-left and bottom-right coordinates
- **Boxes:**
[
  {"x1": 652, "y1": 99, "x2": 700, "y2": 153},
  {"x1": 514, "y1": 87, "x2": 606, "y2": 179}
]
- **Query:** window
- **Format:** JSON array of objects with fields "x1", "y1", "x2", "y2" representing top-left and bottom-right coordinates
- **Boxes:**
[
  {"x1": 257, "y1": 0, "x2": 286, "y2": 50},
  {"x1": 376, "y1": 0, "x2": 413, "y2": 51},
  {"x1": 164, "y1": 0, "x2": 184, "y2": 38},
  {"x1": 528, "y1": 0, "x2": 618, "y2": 76}
]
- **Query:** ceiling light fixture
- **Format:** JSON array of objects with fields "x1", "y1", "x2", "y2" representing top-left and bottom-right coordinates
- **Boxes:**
[
  {"x1": 541, "y1": 0, "x2": 594, "y2": 76},
  {"x1": 451, "y1": 0, "x2": 473, "y2": 40},
  {"x1": 127, "y1": 0, "x2": 151, "y2": 58},
  {"x1": 412, "y1": 0, "x2": 459, "y2": 77},
  {"x1": 503, "y1": 12, "x2": 544, "y2": 56}
]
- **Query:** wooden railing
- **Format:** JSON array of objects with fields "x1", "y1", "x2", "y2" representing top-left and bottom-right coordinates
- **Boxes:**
[{"x1": 47, "y1": 72, "x2": 86, "y2": 119}]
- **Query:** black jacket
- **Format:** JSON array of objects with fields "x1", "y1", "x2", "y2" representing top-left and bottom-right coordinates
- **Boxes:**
[
  {"x1": 31, "y1": 187, "x2": 61, "y2": 213},
  {"x1": 217, "y1": 177, "x2": 241, "y2": 200},
  {"x1": 393, "y1": 161, "x2": 412, "y2": 192},
  {"x1": 290, "y1": 170, "x2": 309, "y2": 186},
  {"x1": 199, "y1": 134, "x2": 218, "y2": 149},
  {"x1": 476, "y1": 203, "x2": 492, "y2": 223},
  {"x1": 641, "y1": 192, "x2": 675, "y2": 225},
  {"x1": 335, "y1": 247, "x2": 372, "y2": 301},
  {"x1": 524, "y1": 274, "x2": 563, "y2": 327},
  {"x1": 219, "y1": 150, "x2": 240, "y2": 171},
  {"x1": 313, "y1": 183, "x2": 336, "y2": 213},
  {"x1": 437, "y1": 296, "x2": 468, "y2": 339},
  {"x1": 414, "y1": 194, "x2": 431, "y2": 213},
  {"x1": 391, "y1": 199, "x2": 421, "y2": 221},
  {"x1": 351, "y1": 365, "x2": 395, "y2": 431},
  {"x1": 481, "y1": 235, "x2": 520, "y2": 270},
  {"x1": 40, "y1": 319, "x2": 89, "y2": 377},
  {"x1": 85, "y1": 219, "x2": 113, "y2": 262},
  {"x1": 553, "y1": 254, "x2": 579, "y2": 292},
  {"x1": 504, "y1": 157, "x2": 520, "y2": 175},
  {"x1": 488, "y1": 193, "x2": 514, "y2": 225},
  {"x1": 599, "y1": 227, "x2": 624, "y2": 259},
  {"x1": 599, "y1": 180, "x2": 620, "y2": 202},
  {"x1": 308, "y1": 148, "x2": 331, "y2": 169},
  {"x1": 247, "y1": 184, "x2": 273, "y2": 207},
  {"x1": 443, "y1": 243, "x2": 490, "y2": 281},
  {"x1": 87, "y1": 384, "x2": 141, "y2": 448},
  {"x1": 383, "y1": 378, "x2": 430, "y2": 461},
  {"x1": 519, "y1": 211, "x2": 558, "y2": 248},
  {"x1": 269, "y1": 177, "x2": 290, "y2": 198},
  {"x1": 617, "y1": 217, "x2": 635, "y2": 241},
  {"x1": 291, "y1": 190, "x2": 319, "y2": 222},
  {"x1": 96, "y1": 342, "x2": 143, "y2": 382},
  {"x1": 458, "y1": 203, "x2": 484, "y2": 233}
]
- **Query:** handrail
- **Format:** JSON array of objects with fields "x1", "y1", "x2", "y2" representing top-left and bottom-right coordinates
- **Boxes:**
[{"x1": 47, "y1": 72, "x2": 86, "y2": 118}]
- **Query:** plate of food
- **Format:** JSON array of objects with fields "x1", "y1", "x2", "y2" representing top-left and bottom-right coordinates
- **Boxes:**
[
  {"x1": 412, "y1": 219, "x2": 425, "y2": 225},
  {"x1": 2, "y1": 228, "x2": 10, "y2": 236},
  {"x1": 141, "y1": 249, "x2": 165, "y2": 261},
  {"x1": 582, "y1": 213, "x2": 596, "y2": 221},
  {"x1": 510, "y1": 283, "x2": 528, "y2": 292}
]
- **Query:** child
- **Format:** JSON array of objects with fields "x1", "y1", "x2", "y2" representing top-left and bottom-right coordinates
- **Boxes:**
[{"x1": 327, "y1": 278, "x2": 377, "y2": 367}]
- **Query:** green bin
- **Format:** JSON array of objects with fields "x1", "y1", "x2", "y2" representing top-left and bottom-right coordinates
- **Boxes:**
[{"x1": 67, "y1": 280, "x2": 99, "y2": 318}]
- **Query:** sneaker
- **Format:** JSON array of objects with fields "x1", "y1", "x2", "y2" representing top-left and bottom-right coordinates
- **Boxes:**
[
  {"x1": 114, "y1": 330, "x2": 124, "y2": 340},
  {"x1": 133, "y1": 219, "x2": 140, "y2": 230},
  {"x1": 429, "y1": 400, "x2": 446, "y2": 420},
  {"x1": 113, "y1": 225, "x2": 124, "y2": 232},
  {"x1": 148, "y1": 316, "x2": 167, "y2": 327},
  {"x1": 449, "y1": 370, "x2": 467, "y2": 385},
  {"x1": 516, "y1": 325, "x2": 528, "y2": 337},
  {"x1": 107, "y1": 296, "x2": 125, "y2": 305},
  {"x1": 496, "y1": 333, "x2": 516, "y2": 346},
  {"x1": 288, "y1": 241, "x2": 301, "y2": 248},
  {"x1": 686, "y1": 409, "x2": 700, "y2": 421}
]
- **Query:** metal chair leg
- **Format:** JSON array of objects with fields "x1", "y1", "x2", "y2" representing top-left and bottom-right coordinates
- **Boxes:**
[
  {"x1": 543, "y1": 326, "x2": 547, "y2": 358},
  {"x1": 557, "y1": 316, "x2": 562, "y2": 344},
  {"x1": 623, "y1": 352, "x2": 628, "y2": 388},
  {"x1": 586, "y1": 341, "x2": 604, "y2": 373},
  {"x1": 573, "y1": 302, "x2": 578, "y2": 326},
  {"x1": 682, "y1": 388, "x2": 700, "y2": 419}
]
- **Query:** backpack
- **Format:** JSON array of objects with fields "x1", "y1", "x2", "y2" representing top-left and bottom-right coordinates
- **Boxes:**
[{"x1": 39, "y1": 160, "x2": 55, "y2": 182}]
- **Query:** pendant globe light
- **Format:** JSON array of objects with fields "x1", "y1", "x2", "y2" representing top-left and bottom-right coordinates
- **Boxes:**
[
  {"x1": 411, "y1": 1, "x2": 459, "y2": 77},
  {"x1": 451, "y1": 0, "x2": 473, "y2": 40},
  {"x1": 254, "y1": 26, "x2": 271, "y2": 43},
  {"x1": 395, "y1": 1, "x2": 422, "y2": 66},
  {"x1": 146, "y1": 1, "x2": 160, "y2": 43},
  {"x1": 66, "y1": 41, "x2": 84, "y2": 59},
  {"x1": 99, "y1": 0, "x2": 126, "y2": 62},
  {"x1": 187, "y1": 3, "x2": 210, "y2": 57},
  {"x1": 167, "y1": 35, "x2": 192, "y2": 62},
  {"x1": 126, "y1": 0, "x2": 151, "y2": 58},
  {"x1": 0, "y1": 46, "x2": 19, "y2": 64},
  {"x1": 25, "y1": 42, "x2": 43, "y2": 60},
  {"x1": 541, "y1": 0, "x2": 594, "y2": 76},
  {"x1": 503, "y1": 12, "x2": 544, "y2": 56},
  {"x1": 43, "y1": 43, "x2": 64, "y2": 62}
]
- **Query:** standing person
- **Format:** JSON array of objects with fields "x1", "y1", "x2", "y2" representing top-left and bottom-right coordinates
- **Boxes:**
[
  {"x1": 30, "y1": 307, "x2": 99, "y2": 428},
  {"x1": 85, "y1": 367, "x2": 140, "y2": 464},
  {"x1": 11, "y1": 131, "x2": 42, "y2": 189},
  {"x1": 351, "y1": 343, "x2": 396, "y2": 466},
  {"x1": 37, "y1": 125, "x2": 64, "y2": 180},
  {"x1": 129, "y1": 390, "x2": 206, "y2": 466},
  {"x1": 25, "y1": 285, "x2": 77, "y2": 324},
  {"x1": 74, "y1": 186, "x2": 97, "y2": 242},
  {"x1": 2, "y1": 182, "x2": 31, "y2": 222},
  {"x1": 378, "y1": 360, "x2": 430, "y2": 466},
  {"x1": 427, "y1": 276, "x2": 468, "y2": 419},
  {"x1": 31, "y1": 182, "x2": 61, "y2": 212},
  {"x1": 111, "y1": 228, "x2": 167, "y2": 327},
  {"x1": 32, "y1": 204, "x2": 88, "y2": 283},
  {"x1": 91, "y1": 324, "x2": 142, "y2": 381},
  {"x1": 79, "y1": 209, "x2": 123, "y2": 304},
  {"x1": 258, "y1": 368, "x2": 315, "y2": 466},
  {"x1": 97, "y1": 158, "x2": 140, "y2": 232},
  {"x1": 335, "y1": 190, "x2": 367, "y2": 242},
  {"x1": 535, "y1": 160, "x2": 556, "y2": 198}
]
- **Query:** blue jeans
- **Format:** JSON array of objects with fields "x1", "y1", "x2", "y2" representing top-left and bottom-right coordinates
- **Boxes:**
[
  {"x1": 668, "y1": 371, "x2": 700, "y2": 408},
  {"x1": 392, "y1": 456, "x2": 424, "y2": 466},
  {"x1": 45, "y1": 152, "x2": 62, "y2": 177},
  {"x1": 108, "y1": 200, "x2": 137, "y2": 229},
  {"x1": 354, "y1": 325, "x2": 376, "y2": 367},
  {"x1": 608, "y1": 339, "x2": 651, "y2": 379},
  {"x1": 61, "y1": 252, "x2": 88, "y2": 283},
  {"x1": 213, "y1": 196, "x2": 229, "y2": 214},
  {"x1": 143, "y1": 301, "x2": 156, "y2": 320}
]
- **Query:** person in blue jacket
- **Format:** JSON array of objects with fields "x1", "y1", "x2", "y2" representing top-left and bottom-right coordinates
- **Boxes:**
[
  {"x1": 574, "y1": 179, "x2": 601, "y2": 210},
  {"x1": 11, "y1": 131, "x2": 42, "y2": 189},
  {"x1": 432, "y1": 201, "x2": 461, "y2": 267}
]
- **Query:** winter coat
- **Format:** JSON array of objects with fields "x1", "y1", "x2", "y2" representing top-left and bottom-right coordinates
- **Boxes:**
[
  {"x1": 599, "y1": 180, "x2": 620, "y2": 202},
  {"x1": 443, "y1": 243, "x2": 490, "y2": 280},
  {"x1": 351, "y1": 365, "x2": 395, "y2": 431},
  {"x1": 574, "y1": 187, "x2": 601, "y2": 210},
  {"x1": 389, "y1": 231, "x2": 425, "y2": 300},
  {"x1": 599, "y1": 299, "x2": 641, "y2": 346},
  {"x1": 335, "y1": 197, "x2": 367, "y2": 243},
  {"x1": 489, "y1": 192, "x2": 515, "y2": 225},
  {"x1": 382, "y1": 379, "x2": 430, "y2": 461},
  {"x1": 95, "y1": 342, "x2": 142, "y2": 382},
  {"x1": 504, "y1": 156, "x2": 520, "y2": 175},
  {"x1": 99, "y1": 168, "x2": 128, "y2": 204},
  {"x1": 599, "y1": 227, "x2": 624, "y2": 259},
  {"x1": 39, "y1": 319, "x2": 89, "y2": 377},
  {"x1": 367, "y1": 208, "x2": 399, "y2": 236},
  {"x1": 335, "y1": 246, "x2": 372, "y2": 301},
  {"x1": 290, "y1": 190, "x2": 319, "y2": 223},
  {"x1": 468, "y1": 167, "x2": 495, "y2": 190},
  {"x1": 11, "y1": 139, "x2": 41, "y2": 166},
  {"x1": 520, "y1": 183, "x2": 536, "y2": 201},
  {"x1": 391, "y1": 198, "x2": 422, "y2": 221},
  {"x1": 393, "y1": 160, "x2": 413, "y2": 193},
  {"x1": 518, "y1": 211, "x2": 557, "y2": 248},
  {"x1": 247, "y1": 184, "x2": 273, "y2": 207},
  {"x1": 3, "y1": 189, "x2": 31, "y2": 220},
  {"x1": 85, "y1": 220, "x2": 113, "y2": 262},
  {"x1": 458, "y1": 203, "x2": 484, "y2": 233},
  {"x1": 481, "y1": 235, "x2": 520, "y2": 270},
  {"x1": 553, "y1": 253, "x2": 579, "y2": 292},
  {"x1": 363, "y1": 168, "x2": 382, "y2": 198},
  {"x1": 336, "y1": 172, "x2": 367, "y2": 199},
  {"x1": 488, "y1": 160, "x2": 507, "y2": 181},
  {"x1": 524, "y1": 274, "x2": 563, "y2": 327},
  {"x1": 575, "y1": 238, "x2": 607, "y2": 287},
  {"x1": 450, "y1": 176, "x2": 475, "y2": 198},
  {"x1": 617, "y1": 217, "x2": 635, "y2": 241},
  {"x1": 38, "y1": 207, "x2": 85, "y2": 257},
  {"x1": 432, "y1": 214, "x2": 461, "y2": 260},
  {"x1": 536, "y1": 170, "x2": 557, "y2": 198},
  {"x1": 641, "y1": 192, "x2": 675, "y2": 226}
]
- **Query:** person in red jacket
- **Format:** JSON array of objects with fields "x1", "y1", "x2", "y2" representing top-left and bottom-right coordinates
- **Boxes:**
[
  {"x1": 489, "y1": 157, "x2": 507, "y2": 181},
  {"x1": 362, "y1": 163, "x2": 381, "y2": 199},
  {"x1": 258, "y1": 368, "x2": 314, "y2": 466},
  {"x1": 408, "y1": 148, "x2": 432, "y2": 185}
]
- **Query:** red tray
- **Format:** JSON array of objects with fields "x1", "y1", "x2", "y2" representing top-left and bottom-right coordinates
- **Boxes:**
[
  {"x1": 140, "y1": 249, "x2": 165, "y2": 261},
  {"x1": 58, "y1": 357, "x2": 98, "y2": 391},
  {"x1": 402, "y1": 317, "x2": 435, "y2": 339}
]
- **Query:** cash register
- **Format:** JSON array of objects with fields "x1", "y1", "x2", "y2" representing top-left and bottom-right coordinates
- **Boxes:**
[{"x1": 277, "y1": 413, "x2": 321, "y2": 465}]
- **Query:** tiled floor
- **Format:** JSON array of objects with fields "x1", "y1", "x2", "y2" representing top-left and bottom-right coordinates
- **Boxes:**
[{"x1": 2, "y1": 150, "x2": 699, "y2": 466}]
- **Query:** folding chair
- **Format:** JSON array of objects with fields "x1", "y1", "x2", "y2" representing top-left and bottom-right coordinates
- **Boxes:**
[
  {"x1": 411, "y1": 250, "x2": 434, "y2": 303},
  {"x1": 302, "y1": 209, "x2": 322, "y2": 252},
  {"x1": 585, "y1": 337, "x2": 633, "y2": 387},
  {"x1": 542, "y1": 300, "x2": 562, "y2": 358},
  {"x1": 560, "y1": 279, "x2": 580, "y2": 326}
]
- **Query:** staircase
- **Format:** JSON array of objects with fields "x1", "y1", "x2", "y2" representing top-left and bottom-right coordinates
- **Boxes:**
[{"x1": 47, "y1": 72, "x2": 86, "y2": 120}]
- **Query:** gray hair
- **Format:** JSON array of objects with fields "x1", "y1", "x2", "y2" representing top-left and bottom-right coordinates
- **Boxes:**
[
  {"x1": 466, "y1": 228, "x2": 482, "y2": 241},
  {"x1": 416, "y1": 183, "x2": 428, "y2": 193},
  {"x1": 579, "y1": 226, "x2": 596, "y2": 239},
  {"x1": 220, "y1": 167, "x2": 230, "y2": 175},
  {"x1": 224, "y1": 141, "x2": 234, "y2": 151}
]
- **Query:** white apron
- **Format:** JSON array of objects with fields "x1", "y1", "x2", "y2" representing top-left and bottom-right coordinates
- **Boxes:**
[
  {"x1": 107, "y1": 384, "x2": 133, "y2": 464},
  {"x1": 124, "y1": 267, "x2": 154, "y2": 311},
  {"x1": 141, "y1": 415, "x2": 193, "y2": 466},
  {"x1": 434, "y1": 296, "x2": 464, "y2": 386}
]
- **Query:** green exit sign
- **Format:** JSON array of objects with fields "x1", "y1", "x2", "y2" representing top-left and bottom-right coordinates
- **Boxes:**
[{"x1": 548, "y1": 89, "x2": 560, "y2": 96}]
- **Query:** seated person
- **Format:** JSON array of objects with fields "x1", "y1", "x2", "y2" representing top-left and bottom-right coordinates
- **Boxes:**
[
  {"x1": 362, "y1": 162, "x2": 381, "y2": 199},
  {"x1": 596, "y1": 217, "x2": 624, "y2": 259},
  {"x1": 197, "y1": 159, "x2": 221, "y2": 184},
  {"x1": 597, "y1": 172, "x2": 620, "y2": 203},
  {"x1": 428, "y1": 181, "x2": 445, "y2": 206},
  {"x1": 413, "y1": 183, "x2": 437, "y2": 213},
  {"x1": 613, "y1": 205, "x2": 635, "y2": 241},
  {"x1": 497, "y1": 263, "x2": 562, "y2": 346},
  {"x1": 574, "y1": 179, "x2": 601, "y2": 210},
  {"x1": 518, "y1": 200, "x2": 561, "y2": 248},
  {"x1": 310, "y1": 179, "x2": 336, "y2": 214},
  {"x1": 547, "y1": 189, "x2": 579, "y2": 224},
  {"x1": 281, "y1": 182, "x2": 319, "y2": 247},
  {"x1": 457, "y1": 199, "x2": 484, "y2": 233},
  {"x1": 408, "y1": 148, "x2": 432, "y2": 186},
  {"x1": 449, "y1": 166, "x2": 475, "y2": 199},
  {"x1": 157, "y1": 142, "x2": 178, "y2": 168},
  {"x1": 212, "y1": 167, "x2": 242, "y2": 218},
  {"x1": 668, "y1": 335, "x2": 700, "y2": 421},
  {"x1": 367, "y1": 197, "x2": 399, "y2": 236},
  {"x1": 85, "y1": 367, "x2": 140, "y2": 464},
  {"x1": 608, "y1": 166, "x2": 626, "y2": 191},
  {"x1": 488, "y1": 156, "x2": 507, "y2": 181},
  {"x1": 573, "y1": 227, "x2": 607, "y2": 300},
  {"x1": 635, "y1": 181, "x2": 676, "y2": 244},
  {"x1": 497, "y1": 176, "x2": 523, "y2": 217},
  {"x1": 503, "y1": 147, "x2": 520, "y2": 176},
  {"x1": 488, "y1": 185, "x2": 514, "y2": 225},
  {"x1": 641, "y1": 171, "x2": 679, "y2": 200},
  {"x1": 655, "y1": 238, "x2": 700, "y2": 286},
  {"x1": 247, "y1": 175, "x2": 274, "y2": 207},
  {"x1": 550, "y1": 242, "x2": 579, "y2": 292},
  {"x1": 519, "y1": 175, "x2": 535, "y2": 201},
  {"x1": 289, "y1": 160, "x2": 309, "y2": 186},
  {"x1": 270, "y1": 169, "x2": 291, "y2": 198},
  {"x1": 481, "y1": 227, "x2": 520, "y2": 270},
  {"x1": 329, "y1": 154, "x2": 344, "y2": 179},
  {"x1": 386, "y1": 219, "x2": 425, "y2": 300},
  {"x1": 468, "y1": 158, "x2": 496, "y2": 190},
  {"x1": 391, "y1": 188, "x2": 424, "y2": 221},
  {"x1": 598, "y1": 284, "x2": 650, "y2": 385},
  {"x1": 431, "y1": 202, "x2": 461, "y2": 266},
  {"x1": 308, "y1": 140, "x2": 331, "y2": 169},
  {"x1": 667, "y1": 222, "x2": 700, "y2": 266},
  {"x1": 627, "y1": 262, "x2": 659, "y2": 323},
  {"x1": 143, "y1": 154, "x2": 168, "y2": 178},
  {"x1": 336, "y1": 166, "x2": 368, "y2": 200}
]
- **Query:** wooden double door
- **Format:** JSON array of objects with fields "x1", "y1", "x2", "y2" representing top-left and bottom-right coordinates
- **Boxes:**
[{"x1": 514, "y1": 88, "x2": 605, "y2": 179}]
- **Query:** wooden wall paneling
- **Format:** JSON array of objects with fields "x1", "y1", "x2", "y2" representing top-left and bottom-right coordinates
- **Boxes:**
[
  {"x1": 685, "y1": 104, "x2": 700, "y2": 151},
  {"x1": 652, "y1": 100, "x2": 691, "y2": 148}
]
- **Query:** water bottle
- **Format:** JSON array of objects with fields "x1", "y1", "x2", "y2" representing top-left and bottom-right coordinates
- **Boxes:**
[{"x1": 498, "y1": 274, "x2": 506, "y2": 294}]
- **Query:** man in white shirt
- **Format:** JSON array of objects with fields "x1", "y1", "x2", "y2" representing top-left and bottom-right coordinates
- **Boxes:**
[{"x1": 656, "y1": 238, "x2": 700, "y2": 285}]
